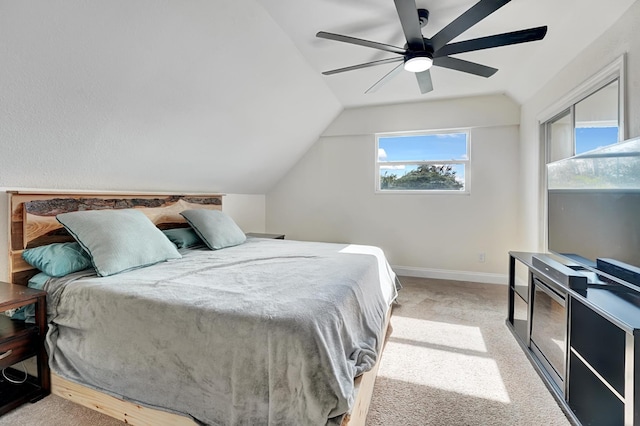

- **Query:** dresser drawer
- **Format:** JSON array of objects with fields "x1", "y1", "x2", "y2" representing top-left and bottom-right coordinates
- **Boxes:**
[{"x1": 0, "y1": 332, "x2": 38, "y2": 370}]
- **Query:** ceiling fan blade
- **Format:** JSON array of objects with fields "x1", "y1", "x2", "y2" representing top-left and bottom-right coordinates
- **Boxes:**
[
  {"x1": 322, "y1": 57, "x2": 404, "y2": 75},
  {"x1": 433, "y1": 56, "x2": 498, "y2": 78},
  {"x1": 415, "y1": 70, "x2": 433, "y2": 94},
  {"x1": 430, "y1": 0, "x2": 511, "y2": 51},
  {"x1": 365, "y1": 62, "x2": 405, "y2": 94},
  {"x1": 393, "y1": 0, "x2": 425, "y2": 51},
  {"x1": 435, "y1": 26, "x2": 547, "y2": 57},
  {"x1": 316, "y1": 31, "x2": 406, "y2": 55}
]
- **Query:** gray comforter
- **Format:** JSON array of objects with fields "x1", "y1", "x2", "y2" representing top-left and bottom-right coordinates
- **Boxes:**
[{"x1": 44, "y1": 238, "x2": 398, "y2": 425}]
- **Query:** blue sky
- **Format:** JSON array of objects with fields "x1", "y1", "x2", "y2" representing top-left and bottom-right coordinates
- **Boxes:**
[
  {"x1": 379, "y1": 127, "x2": 618, "y2": 161},
  {"x1": 575, "y1": 126, "x2": 619, "y2": 154},
  {"x1": 378, "y1": 133, "x2": 467, "y2": 162}
]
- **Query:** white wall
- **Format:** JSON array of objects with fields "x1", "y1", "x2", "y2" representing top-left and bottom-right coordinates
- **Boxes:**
[
  {"x1": 518, "y1": 0, "x2": 640, "y2": 252},
  {"x1": 0, "y1": 1, "x2": 341, "y2": 195},
  {"x1": 223, "y1": 194, "x2": 266, "y2": 234},
  {"x1": 267, "y1": 95, "x2": 521, "y2": 283}
]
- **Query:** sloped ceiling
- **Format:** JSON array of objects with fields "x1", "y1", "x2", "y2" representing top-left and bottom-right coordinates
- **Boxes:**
[
  {"x1": 260, "y1": 0, "x2": 637, "y2": 107},
  {"x1": 0, "y1": 0, "x2": 636, "y2": 195},
  {"x1": 0, "y1": 0, "x2": 341, "y2": 194}
]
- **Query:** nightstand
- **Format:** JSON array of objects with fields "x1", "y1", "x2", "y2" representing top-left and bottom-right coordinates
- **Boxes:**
[
  {"x1": 0, "y1": 281, "x2": 49, "y2": 415},
  {"x1": 246, "y1": 233, "x2": 285, "y2": 240}
]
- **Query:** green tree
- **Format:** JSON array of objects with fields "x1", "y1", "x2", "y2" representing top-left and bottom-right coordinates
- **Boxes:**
[
  {"x1": 382, "y1": 165, "x2": 463, "y2": 190},
  {"x1": 380, "y1": 173, "x2": 397, "y2": 189}
]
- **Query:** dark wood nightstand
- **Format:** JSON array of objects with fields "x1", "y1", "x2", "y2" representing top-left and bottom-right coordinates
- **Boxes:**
[
  {"x1": 246, "y1": 233, "x2": 285, "y2": 240},
  {"x1": 0, "y1": 281, "x2": 49, "y2": 415}
]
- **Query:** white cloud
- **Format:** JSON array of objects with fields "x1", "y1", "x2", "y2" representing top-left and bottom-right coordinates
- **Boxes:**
[{"x1": 436, "y1": 133, "x2": 465, "y2": 138}]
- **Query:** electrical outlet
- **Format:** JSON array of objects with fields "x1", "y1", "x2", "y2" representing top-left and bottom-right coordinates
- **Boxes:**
[{"x1": 478, "y1": 253, "x2": 486, "y2": 263}]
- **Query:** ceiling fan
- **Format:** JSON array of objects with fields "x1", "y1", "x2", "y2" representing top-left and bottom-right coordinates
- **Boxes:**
[{"x1": 316, "y1": 0, "x2": 547, "y2": 94}]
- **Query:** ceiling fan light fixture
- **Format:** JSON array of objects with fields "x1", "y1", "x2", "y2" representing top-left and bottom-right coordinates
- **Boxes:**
[{"x1": 404, "y1": 55, "x2": 433, "y2": 73}]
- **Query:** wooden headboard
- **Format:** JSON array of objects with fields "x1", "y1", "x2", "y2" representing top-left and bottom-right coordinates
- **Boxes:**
[{"x1": 8, "y1": 191, "x2": 223, "y2": 286}]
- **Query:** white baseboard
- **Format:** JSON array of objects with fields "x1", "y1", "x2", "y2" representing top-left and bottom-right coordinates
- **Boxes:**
[{"x1": 392, "y1": 265, "x2": 508, "y2": 285}]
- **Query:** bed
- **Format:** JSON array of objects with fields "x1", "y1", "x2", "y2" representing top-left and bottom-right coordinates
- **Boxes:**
[{"x1": 7, "y1": 191, "x2": 398, "y2": 426}]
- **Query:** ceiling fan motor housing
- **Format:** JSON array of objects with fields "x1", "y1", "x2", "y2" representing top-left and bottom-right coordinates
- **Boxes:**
[
  {"x1": 404, "y1": 38, "x2": 434, "y2": 72},
  {"x1": 405, "y1": 49, "x2": 433, "y2": 62}
]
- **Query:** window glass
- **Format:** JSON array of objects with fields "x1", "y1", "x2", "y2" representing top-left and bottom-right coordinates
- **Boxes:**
[
  {"x1": 547, "y1": 110, "x2": 572, "y2": 163},
  {"x1": 376, "y1": 131, "x2": 469, "y2": 192},
  {"x1": 379, "y1": 134, "x2": 468, "y2": 161},
  {"x1": 574, "y1": 79, "x2": 619, "y2": 155},
  {"x1": 575, "y1": 127, "x2": 619, "y2": 154}
]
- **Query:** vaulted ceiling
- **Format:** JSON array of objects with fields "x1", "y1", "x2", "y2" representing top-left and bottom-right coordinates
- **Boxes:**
[
  {"x1": 0, "y1": 0, "x2": 637, "y2": 195},
  {"x1": 260, "y1": 0, "x2": 637, "y2": 107}
]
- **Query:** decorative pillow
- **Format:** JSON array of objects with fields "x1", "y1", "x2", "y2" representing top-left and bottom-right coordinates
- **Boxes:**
[
  {"x1": 7, "y1": 272, "x2": 52, "y2": 323},
  {"x1": 27, "y1": 271, "x2": 52, "y2": 290},
  {"x1": 162, "y1": 227, "x2": 204, "y2": 249},
  {"x1": 57, "y1": 209, "x2": 182, "y2": 277},
  {"x1": 180, "y1": 209, "x2": 246, "y2": 250},
  {"x1": 22, "y1": 242, "x2": 93, "y2": 277}
]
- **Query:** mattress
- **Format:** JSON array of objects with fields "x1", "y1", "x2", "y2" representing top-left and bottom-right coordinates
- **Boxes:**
[{"x1": 43, "y1": 238, "x2": 398, "y2": 425}]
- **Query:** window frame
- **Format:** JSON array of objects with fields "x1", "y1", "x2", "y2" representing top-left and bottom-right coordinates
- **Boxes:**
[
  {"x1": 538, "y1": 54, "x2": 626, "y2": 251},
  {"x1": 375, "y1": 128, "x2": 471, "y2": 195}
]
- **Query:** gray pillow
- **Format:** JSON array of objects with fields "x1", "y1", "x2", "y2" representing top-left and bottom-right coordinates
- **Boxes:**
[
  {"x1": 162, "y1": 227, "x2": 204, "y2": 249},
  {"x1": 180, "y1": 209, "x2": 246, "y2": 250},
  {"x1": 57, "y1": 209, "x2": 182, "y2": 277}
]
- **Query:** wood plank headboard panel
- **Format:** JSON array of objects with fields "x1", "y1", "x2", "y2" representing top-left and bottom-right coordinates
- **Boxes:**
[{"x1": 8, "y1": 192, "x2": 223, "y2": 286}]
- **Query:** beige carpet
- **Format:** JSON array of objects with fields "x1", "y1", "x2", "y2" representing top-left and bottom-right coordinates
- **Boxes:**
[
  {"x1": 367, "y1": 277, "x2": 570, "y2": 426},
  {"x1": 0, "y1": 277, "x2": 571, "y2": 425}
]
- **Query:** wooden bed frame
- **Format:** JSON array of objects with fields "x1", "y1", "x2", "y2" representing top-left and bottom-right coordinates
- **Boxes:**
[{"x1": 7, "y1": 191, "x2": 391, "y2": 426}]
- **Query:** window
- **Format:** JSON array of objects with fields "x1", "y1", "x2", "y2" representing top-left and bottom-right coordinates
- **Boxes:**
[
  {"x1": 539, "y1": 55, "x2": 625, "y2": 251},
  {"x1": 544, "y1": 79, "x2": 622, "y2": 164},
  {"x1": 376, "y1": 130, "x2": 469, "y2": 193},
  {"x1": 574, "y1": 79, "x2": 620, "y2": 154},
  {"x1": 541, "y1": 56, "x2": 625, "y2": 165}
]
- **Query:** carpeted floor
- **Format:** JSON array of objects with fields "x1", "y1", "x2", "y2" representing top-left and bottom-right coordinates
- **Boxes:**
[
  {"x1": 366, "y1": 277, "x2": 570, "y2": 425},
  {"x1": 0, "y1": 277, "x2": 571, "y2": 425}
]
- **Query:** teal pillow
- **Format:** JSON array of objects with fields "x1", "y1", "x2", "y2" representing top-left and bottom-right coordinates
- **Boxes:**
[
  {"x1": 27, "y1": 271, "x2": 51, "y2": 290},
  {"x1": 57, "y1": 209, "x2": 182, "y2": 277},
  {"x1": 180, "y1": 209, "x2": 246, "y2": 250},
  {"x1": 9, "y1": 272, "x2": 51, "y2": 323},
  {"x1": 22, "y1": 242, "x2": 93, "y2": 277},
  {"x1": 162, "y1": 227, "x2": 203, "y2": 249}
]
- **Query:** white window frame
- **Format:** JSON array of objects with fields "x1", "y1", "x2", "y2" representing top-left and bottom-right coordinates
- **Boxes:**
[
  {"x1": 375, "y1": 129, "x2": 471, "y2": 194},
  {"x1": 537, "y1": 54, "x2": 626, "y2": 251}
]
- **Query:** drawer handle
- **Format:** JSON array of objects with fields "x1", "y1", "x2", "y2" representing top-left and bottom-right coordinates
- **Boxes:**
[{"x1": 0, "y1": 350, "x2": 13, "y2": 360}]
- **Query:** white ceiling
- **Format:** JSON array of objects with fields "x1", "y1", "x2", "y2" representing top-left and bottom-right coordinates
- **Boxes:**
[
  {"x1": 0, "y1": 0, "x2": 343, "y2": 195},
  {"x1": 260, "y1": 0, "x2": 637, "y2": 108},
  {"x1": 2, "y1": 0, "x2": 637, "y2": 196}
]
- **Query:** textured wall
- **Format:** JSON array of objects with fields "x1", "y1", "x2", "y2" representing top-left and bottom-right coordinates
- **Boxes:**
[{"x1": 0, "y1": 1, "x2": 341, "y2": 194}]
